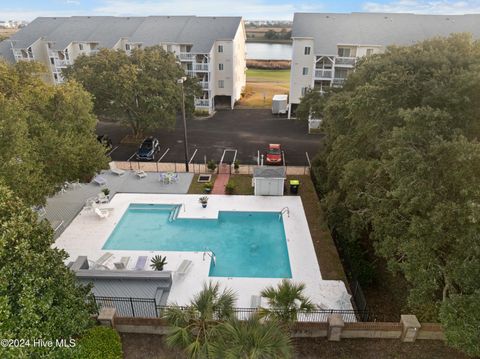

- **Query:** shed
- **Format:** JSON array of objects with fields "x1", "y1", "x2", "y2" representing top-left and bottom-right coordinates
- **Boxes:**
[
  {"x1": 272, "y1": 94, "x2": 288, "y2": 115},
  {"x1": 253, "y1": 166, "x2": 286, "y2": 196}
]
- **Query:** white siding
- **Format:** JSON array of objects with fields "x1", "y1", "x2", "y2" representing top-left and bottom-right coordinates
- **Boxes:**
[{"x1": 289, "y1": 38, "x2": 315, "y2": 105}]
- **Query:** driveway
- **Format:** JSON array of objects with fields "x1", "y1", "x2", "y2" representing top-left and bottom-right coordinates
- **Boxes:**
[{"x1": 97, "y1": 109, "x2": 323, "y2": 166}]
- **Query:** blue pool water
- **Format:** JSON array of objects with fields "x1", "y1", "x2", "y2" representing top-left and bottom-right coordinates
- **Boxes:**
[{"x1": 103, "y1": 204, "x2": 292, "y2": 278}]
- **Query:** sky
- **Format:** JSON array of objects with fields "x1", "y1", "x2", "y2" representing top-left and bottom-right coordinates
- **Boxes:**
[{"x1": 2, "y1": 0, "x2": 480, "y2": 21}]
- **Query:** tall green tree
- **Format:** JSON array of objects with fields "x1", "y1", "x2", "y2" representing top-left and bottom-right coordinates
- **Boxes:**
[
  {"x1": 0, "y1": 184, "x2": 95, "y2": 358},
  {"x1": 164, "y1": 282, "x2": 236, "y2": 359},
  {"x1": 211, "y1": 315, "x2": 293, "y2": 359},
  {"x1": 0, "y1": 60, "x2": 108, "y2": 206},
  {"x1": 63, "y1": 46, "x2": 201, "y2": 136},
  {"x1": 259, "y1": 280, "x2": 315, "y2": 323},
  {"x1": 304, "y1": 34, "x2": 480, "y2": 355}
]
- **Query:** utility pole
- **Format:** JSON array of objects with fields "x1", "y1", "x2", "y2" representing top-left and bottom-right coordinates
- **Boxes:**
[{"x1": 177, "y1": 77, "x2": 189, "y2": 172}]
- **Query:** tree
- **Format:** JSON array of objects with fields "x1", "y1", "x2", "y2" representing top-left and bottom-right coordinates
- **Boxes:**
[
  {"x1": 295, "y1": 88, "x2": 329, "y2": 121},
  {"x1": 63, "y1": 46, "x2": 201, "y2": 136},
  {"x1": 0, "y1": 184, "x2": 95, "y2": 358},
  {"x1": 211, "y1": 315, "x2": 293, "y2": 359},
  {"x1": 164, "y1": 282, "x2": 236, "y2": 358},
  {"x1": 0, "y1": 60, "x2": 108, "y2": 206},
  {"x1": 303, "y1": 34, "x2": 480, "y2": 354},
  {"x1": 259, "y1": 280, "x2": 315, "y2": 323}
]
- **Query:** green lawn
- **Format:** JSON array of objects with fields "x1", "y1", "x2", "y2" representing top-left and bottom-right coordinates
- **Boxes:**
[{"x1": 246, "y1": 69, "x2": 291, "y2": 83}]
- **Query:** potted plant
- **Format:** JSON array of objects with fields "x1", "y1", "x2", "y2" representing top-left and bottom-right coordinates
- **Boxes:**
[
  {"x1": 150, "y1": 255, "x2": 167, "y2": 271},
  {"x1": 207, "y1": 160, "x2": 217, "y2": 173},
  {"x1": 203, "y1": 182, "x2": 213, "y2": 194},
  {"x1": 199, "y1": 196, "x2": 209, "y2": 208},
  {"x1": 234, "y1": 160, "x2": 240, "y2": 174},
  {"x1": 225, "y1": 180, "x2": 236, "y2": 195},
  {"x1": 102, "y1": 188, "x2": 110, "y2": 196}
]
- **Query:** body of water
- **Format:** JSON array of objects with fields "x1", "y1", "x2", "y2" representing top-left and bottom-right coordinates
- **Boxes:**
[{"x1": 246, "y1": 42, "x2": 292, "y2": 60}]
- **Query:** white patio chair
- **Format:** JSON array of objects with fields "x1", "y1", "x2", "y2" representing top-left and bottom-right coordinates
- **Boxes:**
[
  {"x1": 135, "y1": 170, "x2": 147, "y2": 178},
  {"x1": 96, "y1": 192, "x2": 110, "y2": 204},
  {"x1": 176, "y1": 260, "x2": 193, "y2": 275},
  {"x1": 92, "y1": 175, "x2": 107, "y2": 186},
  {"x1": 114, "y1": 256, "x2": 130, "y2": 270},
  {"x1": 94, "y1": 207, "x2": 112, "y2": 219}
]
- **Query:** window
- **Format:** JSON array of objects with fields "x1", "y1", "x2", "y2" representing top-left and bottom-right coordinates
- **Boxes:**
[
  {"x1": 304, "y1": 46, "x2": 311, "y2": 55},
  {"x1": 338, "y1": 47, "x2": 351, "y2": 57},
  {"x1": 79, "y1": 43, "x2": 84, "y2": 50},
  {"x1": 302, "y1": 67, "x2": 309, "y2": 75},
  {"x1": 301, "y1": 87, "x2": 309, "y2": 96},
  {"x1": 366, "y1": 48, "x2": 374, "y2": 56},
  {"x1": 50, "y1": 58, "x2": 55, "y2": 65},
  {"x1": 218, "y1": 45, "x2": 223, "y2": 53},
  {"x1": 53, "y1": 73, "x2": 58, "y2": 81},
  {"x1": 167, "y1": 45, "x2": 172, "y2": 52},
  {"x1": 218, "y1": 63, "x2": 224, "y2": 71},
  {"x1": 125, "y1": 44, "x2": 131, "y2": 51},
  {"x1": 218, "y1": 80, "x2": 224, "y2": 88}
]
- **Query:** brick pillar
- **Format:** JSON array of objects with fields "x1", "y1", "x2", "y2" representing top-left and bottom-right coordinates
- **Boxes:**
[
  {"x1": 98, "y1": 307, "x2": 116, "y2": 328},
  {"x1": 327, "y1": 314, "x2": 344, "y2": 341},
  {"x1": 400, "y1": 315, "x2": 421, "y2": 342}
]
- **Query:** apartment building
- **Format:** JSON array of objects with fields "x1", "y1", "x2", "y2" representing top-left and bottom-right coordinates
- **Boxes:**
[
  {"x1": 0, "y1": 16, "x2": 247, "y2": 113},
  {"x1": 289, "y1": 12, "x2": 480, "y2": 118}
]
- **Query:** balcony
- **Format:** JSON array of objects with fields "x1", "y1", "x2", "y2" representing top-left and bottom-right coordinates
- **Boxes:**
[
  {"x1": 335, "y1": 57, "x2": 356, "y2": 67},
  {"x1": 314, "y1": 69, "x2": 333, "y2": 79},
  {"x1": 186, "y1": 70, "x2": 195, "y2": 77},
  {"x1": 332, "y1": 78, "x2": 346, "y2": 87},
  {"x1": 200, "y1": 81, "x2": 209, "y2": 90},
  {"x1": 53, "y1": 59, "x2": 70, "y2": 67},
  {"x1": 195, "y1": 99, "x2": 210, "y2": 108},
  {"x1": 193, "y1": 63, "x2": 209, "y2": 71},
  {"x1": 179, "y1": 52, "x2": 195, "y2": 61}
]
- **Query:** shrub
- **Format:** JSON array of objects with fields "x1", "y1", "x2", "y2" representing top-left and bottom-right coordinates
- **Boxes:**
[
  {"x1": 76, "y1": 326, "x2": 122, "y2": 359},
  {"x1": 194, "y1": 109, "x2": 210, "y2": 117},
  {"x1": 225, "y1": 180, "x2": 236, "y2": 195},
  {"x1": 207, "y1": 160, "x2": 217, "y2": 172},
  {"x1": 203, "y1": 182, "x2": 213, "y2": 193}
]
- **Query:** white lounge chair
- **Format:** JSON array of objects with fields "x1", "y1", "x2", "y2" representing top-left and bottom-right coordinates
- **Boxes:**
[
  {"x1": 92, "y1": 175, "x2": 107, "y2": 186},
  {"x1": 135, "y1": 170, "x2": 147, "y2": 178},
  {"x1": 114, "y1": 256, "x2": 130, "y2": 270},
  {"x1": 109, "y1": 162, "x2": 125, "y2": 176},
  {"x1": 176, "y1": 260, "x2": 193, "y2": 275},
  {"x1": 134, "y1": 256, "x2": 148, "y2": 270},
  {"x1": 91, "y1": 252, "x2": 113, "y2": 269},
  {"x1": 94, "y1": 207, "x2": 112, "y2": 219}
]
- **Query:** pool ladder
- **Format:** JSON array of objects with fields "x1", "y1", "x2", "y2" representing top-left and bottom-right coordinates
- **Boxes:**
[
  {"x1": 168, "y1": 205, "x2": 181, "y2": 222},
  {"x1": 279, "y1": 206, "x2": 290, "y2": 220},
  {"x1": 203, "y1": 247, "x2": 216, "y2": 266}
]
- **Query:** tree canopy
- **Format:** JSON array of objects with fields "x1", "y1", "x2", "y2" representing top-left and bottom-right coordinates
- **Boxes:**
[
  {"x1": 63, "y1": 46, "x2": 201, "y2": 136},
  {"x1": 0, "y1": 60, "x2": 108, "y2": 206},
  {"x1": 0, "y1": 184, "x2": 95, "y2": 358},
  {"x1": 305, "y1": 34, "x2": 480, "y2": 355}
]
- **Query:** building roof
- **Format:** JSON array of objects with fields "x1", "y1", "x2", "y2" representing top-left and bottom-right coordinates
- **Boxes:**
[
  {"x1": 3, "y1": 15, "x2": 242, "y2": 53},
  {"x1": 253, "y1": 166, "x2": 286, "y2": 178},
  {"x1": 292, "y1": 12, "x2": 480, "y2": 55}
]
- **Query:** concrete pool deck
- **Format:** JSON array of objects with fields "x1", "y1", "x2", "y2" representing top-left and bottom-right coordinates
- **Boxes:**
[{"x1": 54, "y1": 193, "x2": 352, "y2": 310}]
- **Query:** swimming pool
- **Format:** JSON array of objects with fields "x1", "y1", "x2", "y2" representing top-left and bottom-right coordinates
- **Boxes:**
[{"x1": 103, "y1": 204, "x2": 292, "y2": 278}]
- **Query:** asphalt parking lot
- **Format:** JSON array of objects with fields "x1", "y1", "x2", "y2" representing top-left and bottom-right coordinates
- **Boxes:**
[{"x1": 97, "y1": 109, "x2": 323, "y2": 166}]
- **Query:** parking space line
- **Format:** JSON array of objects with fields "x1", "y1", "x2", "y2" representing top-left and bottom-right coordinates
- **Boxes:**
[{"x1": 106, "y1": 146, "x2": 119, "y2": 157}]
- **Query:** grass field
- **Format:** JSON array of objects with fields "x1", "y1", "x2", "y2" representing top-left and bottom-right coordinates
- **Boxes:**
[{"x1": 238, "y1": 69, "x2": 290, "y2": 108}]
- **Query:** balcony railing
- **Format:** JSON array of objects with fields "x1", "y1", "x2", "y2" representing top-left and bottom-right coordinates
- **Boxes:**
[
  {"x1": 179, "y1": 52, "x2": 195, "y2": 61},
  {"x1": 335, "y1": 57, "x2": 356, "y2": 66},
  {"x1": 195, "y1": 99, "x2": 210, "y2": 108},
  {"x1": 200, "y1": 81, "x2": 209, "y2": 90},
  {"x1": 53, "y1": 59, "x2": 70, "y2": 67},
  {"x1": 314, "y1": 69, "x2": 333, "y2": 79},
  {"x1": 332, "y1": 78, "x2": 346, "y2": 87},
  {"x1": 193, "y1": 63, "x2": 209, "y2": 71},
  {"x1": 186, "y1": 70, "x2": 195, "y2": 77}
]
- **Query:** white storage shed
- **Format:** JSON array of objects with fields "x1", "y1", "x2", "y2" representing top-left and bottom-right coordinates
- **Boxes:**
[
  {"x1": 253, "y1": 166, "x2": 286, "y2": 196},
  {"x1": 272, "y1": 94, "x2": 288, "y2": 115}
]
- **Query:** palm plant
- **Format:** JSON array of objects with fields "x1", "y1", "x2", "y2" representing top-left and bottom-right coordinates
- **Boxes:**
[
  {"x1": 163, "y1": 282, "x2": 237, "y2": 359},
  {"x1": 259, "y1": 279, "x2": 315, "y2": 323},
  {"x1": 150, "y1": 255, "x2": 167, "y2": 271},
  {"x1": 211, "y1": 315, "x2": 293, "y2": 359}
]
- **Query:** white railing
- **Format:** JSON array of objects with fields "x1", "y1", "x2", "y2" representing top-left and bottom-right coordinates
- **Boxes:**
[
  {"x1": 186, "y1": 70, "x2": 195, "y2": 77},
  {"x1": 179, "y1": 53, "x2": 195, "y2": 61},
  {"x1": 332, "y1": 78, "x2": 346, "y2": 87},
  {"x1": 308, "y1": 119, "x2": 322, "y2": 133},
  {"x1": 53, "y1": 59, "x2": 70, "y2": 67},
  {"x1": 195, "y1": 99, "x2": 210, "y2": 107},
  {"x1": 200, "y1": 81, "x2": 209, "y2": 90},
  {"x1": 193, "y1": 63, "x2": 209, "y2": 71},
  {"x1": 314, "y1": 69, "x2": 333, "y2": 78},
  {"x1": 335, "y1": 57, "x2": 356, "y2": 66}
]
